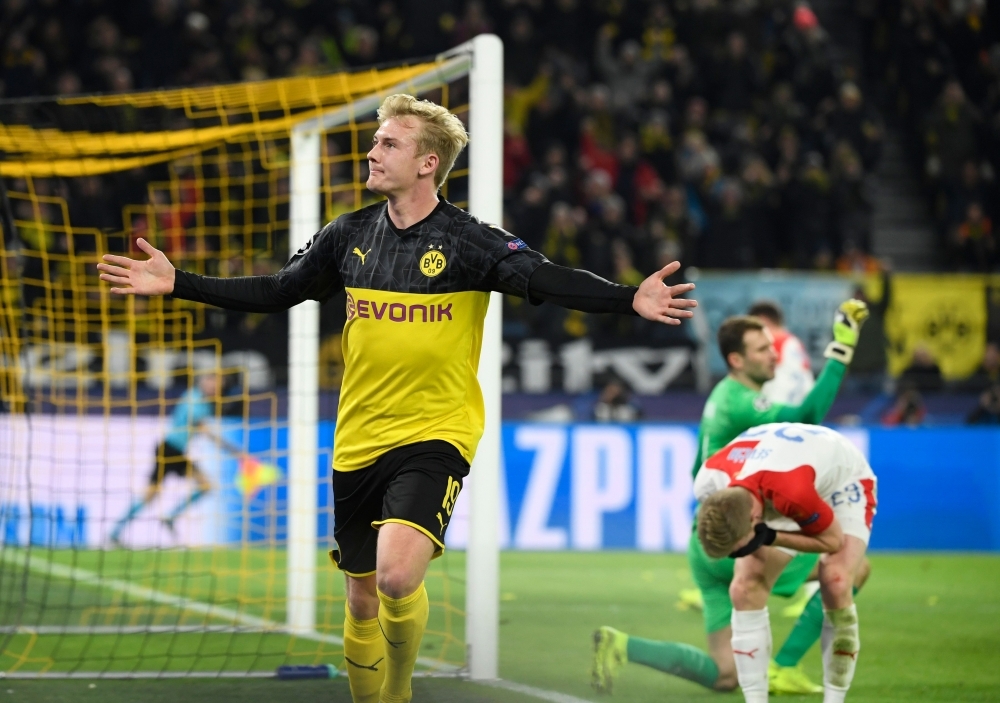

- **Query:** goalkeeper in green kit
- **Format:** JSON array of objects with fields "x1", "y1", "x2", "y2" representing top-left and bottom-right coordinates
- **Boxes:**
[{"x1": 592, "y1": 301, "x2": 871, "y2": 696}]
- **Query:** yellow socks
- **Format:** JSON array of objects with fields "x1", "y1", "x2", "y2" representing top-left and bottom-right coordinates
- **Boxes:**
[
  {"x1": 343, "y1": 602, "x2": 385, "y2": 703},
  {"x1": 376, "y1": 583, "x2": 429, "y2": 703}
]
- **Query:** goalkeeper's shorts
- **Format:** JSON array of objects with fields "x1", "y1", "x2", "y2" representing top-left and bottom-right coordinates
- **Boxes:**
[{"x1": 329, "y1": 439, "x2": 470, "y2": 577}]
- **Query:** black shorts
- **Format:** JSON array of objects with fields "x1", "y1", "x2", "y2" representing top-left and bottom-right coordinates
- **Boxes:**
[
  {"x1": 149, "y1": 441, "x2": 196, "y2": 485},
  {"x1": 329, "y1": 440, "x2": 470, "y2": 577}
]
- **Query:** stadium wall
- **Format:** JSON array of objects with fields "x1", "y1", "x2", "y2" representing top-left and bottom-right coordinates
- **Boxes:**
[{"x1": 2, "y1": 418, "x2": 997, "y2": 551}]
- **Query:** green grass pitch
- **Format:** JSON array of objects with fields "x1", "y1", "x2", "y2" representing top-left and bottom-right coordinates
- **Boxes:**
[{"x1": 2, "y1": 551, "x2": 998, "y2": 702}]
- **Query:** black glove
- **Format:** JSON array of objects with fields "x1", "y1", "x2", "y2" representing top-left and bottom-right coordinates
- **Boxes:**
[{"x1": 729, "y1": 523, "x2": 777, "y2": 558}]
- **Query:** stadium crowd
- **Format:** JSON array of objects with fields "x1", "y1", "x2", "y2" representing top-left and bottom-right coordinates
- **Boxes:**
[
  {"x1": 2, "y1": 0, "x2": 884, "y2": 277},
  {"x1": 3, "y1": 0, "x2": 999, "y2": 413},
  {"x1": 869, "y1": 0, "x2": 1000, "y2": 271}
]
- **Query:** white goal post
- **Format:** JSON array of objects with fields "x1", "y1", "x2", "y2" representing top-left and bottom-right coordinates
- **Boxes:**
[{"x1": 287, "y1": 34, "x2": 503, "y2": 679}]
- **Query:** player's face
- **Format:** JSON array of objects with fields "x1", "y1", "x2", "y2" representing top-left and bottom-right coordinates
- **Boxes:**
[
  {"x1": 366, "y1": 117, "x2": 438, "y2": 196},
  {"x1": 738, "y1": 329, "x2": 777, "y2": 384}
]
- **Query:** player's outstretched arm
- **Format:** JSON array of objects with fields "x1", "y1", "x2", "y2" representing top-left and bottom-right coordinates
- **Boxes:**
[
  {"x1": 525, "y1": 261, "x2": 697, "y2": 326},
  {"x1": 97, "y1": 230, "x2": 342, "y2": 313},
  {"x1": 97, "y1": 238, "x2": 176, "y2": 296}
]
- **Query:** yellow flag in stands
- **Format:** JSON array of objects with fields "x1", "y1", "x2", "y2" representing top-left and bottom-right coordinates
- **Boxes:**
[
  {"x1": 235, "y1": 457, "x2": 280, "y2": 498},
  {"x1": 885, "y1": 274, "x2": 986, "y2": 379}
]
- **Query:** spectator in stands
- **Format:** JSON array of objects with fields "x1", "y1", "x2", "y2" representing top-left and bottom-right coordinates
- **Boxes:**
[
  {"x1": 702, "y1": 178, "x2": 753, "y2": 269},
  {"x1": 882, "y1": 381, "x2": 927, "y2": 427},
  {"x1": 831, "y1": 143, "x2": 874, "y2": 255},
  {"x1": 786, "y1": 152, "x2": 834, "y2": 269},
  {"x1": 966, "y1": 383, "x2": 1000, "y2": 425},
  {"x1": 503, "y1": 118, "x2": 533, "y2": 196},
  {"x1": 952, "y1": 201, "x2": 995, "y2": 271},
  {"x1": 899, "y1": 345, "x2": 945, "y2": 393},
  {"x1": 943, "y1": 160, "x2": 997, "y2": 231},
  {"x1": 777, "y1": 4, "x2": 836, "y2": 111},
  {"x1": 615, "y1": 133, "x2": 660, "y2": 226},
  {"x1": 505, "y1": 12, "x2": 540, "y2": 87},
  {"x1": 541, "y1": 202, "x2": 582, "y2": 269},
  {"x1": 595, "y1": 26, "x2": 659, "y2": 119},
  {"x1": 710, "y1": 31, "x2": 761, "y2": 115},
  {"x1": 592, "y1": 375, "x2": 642, "y2": 423},
  {"x1": 657, "y1": 186, "x2": 699, "y2": 268},
  {"x1": 925, "y1": 80, "x2": 981, "y2": 184},
  {"x1": 741, "y1": 156, "x2": 780, "y2": 267},
  {"x1": 836, "y1": 242, "x2": 882, "y2": 275},
  {"x1": 825, "y1": 82, "x2": 883, "y2": 171}
]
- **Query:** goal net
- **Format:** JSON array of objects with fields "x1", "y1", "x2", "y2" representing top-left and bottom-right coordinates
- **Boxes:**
[{"x1": 0, "y1": 36, "x2": 501, "y2": 679}]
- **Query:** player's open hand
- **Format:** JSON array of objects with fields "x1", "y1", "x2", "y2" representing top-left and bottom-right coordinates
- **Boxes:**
[
  {"x1": 632, "y1": 261, "x2": 697, "y2": 325},
  {"x1": 97, "y1": 238, "x2": 176, "y2": 296}
]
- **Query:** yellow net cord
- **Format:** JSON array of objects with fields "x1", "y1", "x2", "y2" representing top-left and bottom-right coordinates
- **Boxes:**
[
  {"x1": 0, "y1": 62, "x2": 438, "y2": 176},
  {"x1": 0, "y1": 56, "x2": 469, "y2": 675}
]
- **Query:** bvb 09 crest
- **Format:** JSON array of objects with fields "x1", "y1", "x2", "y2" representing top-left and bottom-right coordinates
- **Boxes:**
[{"x1": 420, "y1": 246, "x2": 447, "y2": 277}]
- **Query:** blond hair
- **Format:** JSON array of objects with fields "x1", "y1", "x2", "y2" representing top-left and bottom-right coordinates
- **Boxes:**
[
  {"x1": 697, "y1": 488, "x2": 754, "y2": 558},
  {"x1": 377, "y1": 94, "x2": 469, "y2": 189}
]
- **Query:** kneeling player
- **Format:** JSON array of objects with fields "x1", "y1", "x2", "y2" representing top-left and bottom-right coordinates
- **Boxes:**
[{"x1": 695, "y1": 423, "x2": 876, "y2": 703}]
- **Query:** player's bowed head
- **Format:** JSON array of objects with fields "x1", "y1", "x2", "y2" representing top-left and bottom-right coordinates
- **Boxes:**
[{"x1": 697, "y1": 487, "x2": 769, "y2": 559}]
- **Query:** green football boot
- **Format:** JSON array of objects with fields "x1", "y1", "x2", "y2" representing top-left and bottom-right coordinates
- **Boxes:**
[{"x1": 769, "y1": 660, "x2": 824, "y2": 694}]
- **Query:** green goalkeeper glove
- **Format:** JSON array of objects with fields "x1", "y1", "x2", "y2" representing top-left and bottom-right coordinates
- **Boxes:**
[{"x1": 824, "y1": 299, "x2": 870, "y2": 365}]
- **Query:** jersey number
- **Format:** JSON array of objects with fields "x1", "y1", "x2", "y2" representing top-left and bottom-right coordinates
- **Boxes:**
[
  {"x1": 441, "y1": 476, "x2": 461, "y2": 517},
  {"x1": 831, "y1": 483, "x2": 862, "y2": 507}
]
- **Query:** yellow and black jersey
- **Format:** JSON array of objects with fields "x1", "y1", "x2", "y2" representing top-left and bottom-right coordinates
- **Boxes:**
[{"x1": 174, "y1": 199, "x2": 549, "y2": 471}]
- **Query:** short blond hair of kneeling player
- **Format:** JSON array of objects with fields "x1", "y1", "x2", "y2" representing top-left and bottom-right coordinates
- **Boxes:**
[{"x1": 694, "y1": 422, "x2": 877, "y2": 703}]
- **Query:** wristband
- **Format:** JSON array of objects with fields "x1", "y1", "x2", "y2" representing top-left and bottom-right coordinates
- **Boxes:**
[
  {"x1": 824, "y1": 341, "x2": 854, "y2": 365},
  {"x1": 729, "y1": 523, "x2": 777, "y2": 558}
]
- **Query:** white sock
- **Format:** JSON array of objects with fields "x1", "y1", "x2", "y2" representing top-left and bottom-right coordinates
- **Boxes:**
[
  {"x1": 822, "y1": 605, "x2": 860, "y2": 703},
  {"x1": 731, "y1": 607, "x2": 771, "y2": 703}
]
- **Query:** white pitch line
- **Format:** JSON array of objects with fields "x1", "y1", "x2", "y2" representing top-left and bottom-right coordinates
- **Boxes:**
[
  {"x1": 475, "y1": 678, "x2": 595, "y2": 703},
  {"x1": 0, "y1": 626, "x2": 268, "y2": 635},
  {"x1": 0, "y1": 549, "x2": 455, "y2": 672}
]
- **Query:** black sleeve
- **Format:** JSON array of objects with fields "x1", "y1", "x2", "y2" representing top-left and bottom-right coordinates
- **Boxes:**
[
  {"x1": 526, "y1": 262, "x2": 639, "y2": 315},
  {"x1": 171, "y1": 221, "x2": 345, "y2": 313},
  {"x1": 462, "y1": 220, "x2": 549, "y2": 296}
]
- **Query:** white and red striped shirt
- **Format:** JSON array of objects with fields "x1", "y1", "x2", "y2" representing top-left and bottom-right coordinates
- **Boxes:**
[{"x1": 694, "y1": 423, "x2": 876, "y2": 535}]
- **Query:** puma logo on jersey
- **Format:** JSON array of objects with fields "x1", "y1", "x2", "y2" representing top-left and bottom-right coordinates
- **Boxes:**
[
  {"x1": 353, "y1": 247, "x2": 371, "y2": 264},
  {"x1": 733, "y1": 648, "x2": 759, "y2": 658},
  {"x1": 436, "y1": 512, "x2": 447, "y2": 535}
]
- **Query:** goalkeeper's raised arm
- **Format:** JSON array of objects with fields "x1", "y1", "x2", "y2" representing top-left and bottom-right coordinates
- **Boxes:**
[{"x1": 692, "y1": 304, "x2": 868, "y2": 474}]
